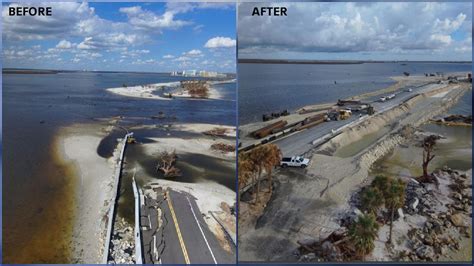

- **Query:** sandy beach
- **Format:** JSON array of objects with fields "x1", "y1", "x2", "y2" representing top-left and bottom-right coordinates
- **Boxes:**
[
  {"x1": 107, "y1": 80, "x2": 233, "y2": 101},
  {"x1": 107, "y1": 82, "x2": 179, "y2": 100},
  {"x1": 56, "y1": 123, "x2": 123, "y2": 263}
]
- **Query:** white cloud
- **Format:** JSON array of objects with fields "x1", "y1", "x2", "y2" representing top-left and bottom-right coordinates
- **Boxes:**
[
  {"x1": 3, "y1": 2, "x2": 95, "y2": 40},
  {"x1": 205, "y1": 37, "x2": 236, "y2": 48},
  {"x1": 238, "y1": 2, "x2": 472, "y2": 59},
  {"x1": 120, "y1": 6, "x2": 191, "y2": 32},
  {"x1": 183, "y1": 49, "x2": 202, "y2": 57},
  {"x1": 56, "y1": 40, "x2": 73, "y2": 49},
  {"x1": 430, "y1": 34, "x2": 452, "y2": 46},
  {"x1": 163, "y1": 54, "x2": 175, "y2": 59},
  {"x1": 121, "y1": 49, "x2": 150, "y2": 57},
  {"x1": 434, "y1": 13, "x2": 467, "y2": 33}
]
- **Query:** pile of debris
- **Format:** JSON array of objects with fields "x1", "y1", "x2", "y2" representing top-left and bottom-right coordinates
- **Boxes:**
[
  {"x1": 108, "y1": 217, "x2": 135, "y2": 264},
  {"x1": 403, "y1": 179, "x2": 437, "y2": 215},
  {"x1": 431, "y1": 115, "x2": 472, "y2": 126},
  {"x1": 262, "y1": 110, "x2": 290, "y2": 121},
  {"x1": 296, "y1": 227, "x2": 353, "y2": 262},
  {"x1": 204, "y1": 127, "x2": 229, "y2": 137},
  {"x1": 181, "y1": 80, "x2": 209, "y2": 98},
  {"x1": 211, "y1": 142, "x2": 235, "y2": 152},
  {"x1": 399, "y1": 169, "x2": 472, "y2": 262}
]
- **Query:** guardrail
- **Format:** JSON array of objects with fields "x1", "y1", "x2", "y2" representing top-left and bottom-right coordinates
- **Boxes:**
[
  {"x1": 132, "y1": 177, "x2": 144, "y2": 264},
  {"x1": 102, "y1": 132, "x2": 134, "y2": 264}
]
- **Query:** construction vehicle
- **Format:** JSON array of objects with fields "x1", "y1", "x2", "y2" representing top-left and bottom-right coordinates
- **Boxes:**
[
  {"x1": 339, "y1": 109, "x2": 352, "y2": 120},
  {"x1": 127, "y1": 133, "x2": 137, "y2": 144},
  {"x1": 326, "y1": 109, "x2": 352, "y2": 121},
  {"x1": 366, "y1": 105, "x2": 375, "y2": 115}
]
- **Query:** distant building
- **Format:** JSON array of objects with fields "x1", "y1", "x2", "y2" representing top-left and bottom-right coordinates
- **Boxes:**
[
  {"x1": 183, "y1": 70, "x2": 197, "y2": 77},
  {"x1": 170, "y1": 69, "x2": 227, "y2": 78}
]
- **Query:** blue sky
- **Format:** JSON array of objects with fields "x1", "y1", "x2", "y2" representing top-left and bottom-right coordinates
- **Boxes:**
[
  {"x1": 3, "y1": 2, "x2": 236, "y2": 72},
  {"x1": 238, "y1": 2, "x2": 472, "y2": 61}
]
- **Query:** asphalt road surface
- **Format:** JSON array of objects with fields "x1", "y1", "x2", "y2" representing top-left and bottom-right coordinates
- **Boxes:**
[
  {"x1": 274, "y1": 82, "x2": 439, "y2": 157},
  {"x1": 140, "y1": 188, "x2": 235, "y2": 264}
]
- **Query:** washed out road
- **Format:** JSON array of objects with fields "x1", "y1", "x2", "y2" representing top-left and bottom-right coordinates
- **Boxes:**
[{"x1": 140, "y1": 188, "x2": 235, "y2": 264}]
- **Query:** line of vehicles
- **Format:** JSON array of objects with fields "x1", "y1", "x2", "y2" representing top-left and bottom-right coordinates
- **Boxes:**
[{"x1": 379, "y1": 88, "x2": 412, "y2": 102}]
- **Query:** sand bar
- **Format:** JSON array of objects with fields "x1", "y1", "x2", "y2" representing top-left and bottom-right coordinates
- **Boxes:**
[{"x1": 56, "y1": 123, "x2": 121, "y2": 263}]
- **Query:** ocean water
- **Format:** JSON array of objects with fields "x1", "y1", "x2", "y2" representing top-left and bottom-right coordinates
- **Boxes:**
[
  {"x1": 238, "y1": 62, "x2": 471, "y2": 124},
  {"x1": 448, "y1": 89, "x2": 472, "y2": 116},
  {"x1": 2, "y1": 72, "x2": 235, "y2": 263}
]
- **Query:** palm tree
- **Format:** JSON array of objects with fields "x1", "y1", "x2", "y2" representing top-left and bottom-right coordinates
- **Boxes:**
[
  {"x1": 384, "y1": 178, "x2": 406, "y2": 244},
  {"x1": 360, "y1": 186, "x2": 384, "y2": 215},
  {"x1": 348, "y1": 213, "x2": 379, "y2": 261},
  {"x1": 371, "y1": 175, "x2": 390, "y2": 195},
  {"x1": 261, "y1": 144, "x2": 282, "y2": 192}
]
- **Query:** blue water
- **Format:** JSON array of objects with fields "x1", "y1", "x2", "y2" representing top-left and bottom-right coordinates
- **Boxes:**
[
  {"x1": 448, "y1": 89, "x2": 472, "y2": 116},
  {"x1": 238, "y1": 62, "x2": 471, "y2": 124}
]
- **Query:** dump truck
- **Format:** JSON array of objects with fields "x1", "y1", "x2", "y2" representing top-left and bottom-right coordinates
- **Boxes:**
[
  {"x1": 280, "y1": 156, "x2": 310, "y2": 168},
  {"x1": 327, "y1": 109, "x2": 352, "y2": 121}
]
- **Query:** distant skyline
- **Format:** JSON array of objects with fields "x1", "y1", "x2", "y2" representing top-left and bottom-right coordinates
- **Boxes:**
[
  {"x1": 238, "y1": 2, "x2": 472, "y2": 61},
  {"x1": 2, "y1": 2, "x2": 236, "y2": 72}
]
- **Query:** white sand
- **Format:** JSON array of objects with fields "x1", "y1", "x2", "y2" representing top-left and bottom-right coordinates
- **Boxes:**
[
  {"x1": 172, "y1": 123, "x2": 236, "y2": 137},
  {"x1": 56, "y1": 124, "x2": 121, "y2": 263},
  {"x1": 145, "y1": 136, "x2": 235, "y2": 159},
  {"x1": 107, "y1": 80, "x2": 233, "y2": 101},
  {"x1": 431, "y1": 90, "x2": 450, "y2": 98},
  {"x1": 107, "y1": 82, "x2": 179, "y2": 100}
]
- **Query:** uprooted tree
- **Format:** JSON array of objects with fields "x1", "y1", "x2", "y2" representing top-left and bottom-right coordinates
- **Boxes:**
[
  {"x1": 418, "y1": 135, "x2": 440, "y2": 185},
  {"x1": 157, "y1": 150, "x2": 181, "y2": 177}
]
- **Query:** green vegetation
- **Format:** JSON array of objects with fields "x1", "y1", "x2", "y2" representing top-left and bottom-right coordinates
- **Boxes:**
[{"x1": 349, "y1": 213, "x2": 379, "y2": 261}]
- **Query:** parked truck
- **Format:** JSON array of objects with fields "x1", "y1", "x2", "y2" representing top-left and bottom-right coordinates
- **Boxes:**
[{"x1": 280, "y1": 156, "x2": 310, "y2": 168}]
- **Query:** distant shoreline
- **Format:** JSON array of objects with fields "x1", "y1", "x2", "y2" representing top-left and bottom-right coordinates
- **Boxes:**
[
  {"x1": 238, "y1": 59, "x2": 472, "y2": 65},
  {"x1": 2, "y1": 68, "x2": 236, "y2": 76}
]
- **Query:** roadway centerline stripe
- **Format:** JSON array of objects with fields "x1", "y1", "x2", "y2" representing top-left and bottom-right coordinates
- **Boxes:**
[
  {"x1": 186, "y1": 196, "x2": 218, "y2": 264},
  {"x1": 166, "y1": 191, "x2": 191, "y2": 264}
]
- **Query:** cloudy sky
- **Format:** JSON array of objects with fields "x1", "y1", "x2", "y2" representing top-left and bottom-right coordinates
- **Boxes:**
[
  {"x1": 3, "y1": 2, "x2": 236, "y2": 72},
  {"x1": 238, "y1": 2, "x2": 472, "y2": 61}
]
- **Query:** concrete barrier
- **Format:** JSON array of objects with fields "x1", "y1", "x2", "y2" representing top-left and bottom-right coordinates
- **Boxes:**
[{"x1": 102, "y1": 132, "x2": 133, "y2": 264}]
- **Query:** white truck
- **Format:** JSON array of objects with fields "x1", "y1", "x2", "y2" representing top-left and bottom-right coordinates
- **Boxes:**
[{"x1": 280, "y1": 156, "x2": 310, "y2": 168}]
